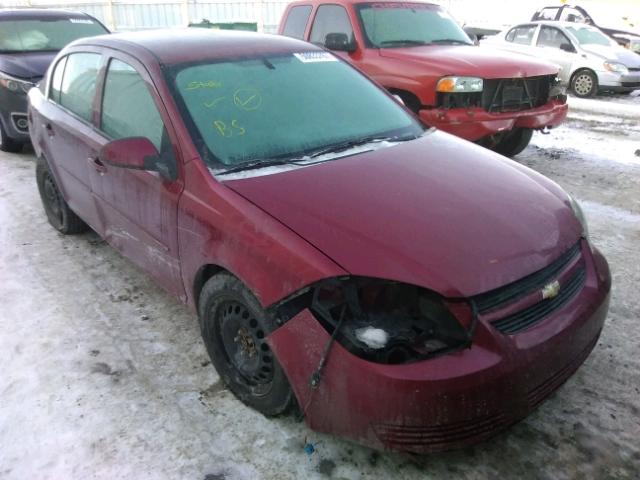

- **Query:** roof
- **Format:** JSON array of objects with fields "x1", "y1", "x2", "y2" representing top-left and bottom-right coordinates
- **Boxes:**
[
  {"x1": 0, "y1": 8, "x2": 94, "y2": 20},
  {"x1": 74, "y1": 28, "x2": 321, "y2": 65}
]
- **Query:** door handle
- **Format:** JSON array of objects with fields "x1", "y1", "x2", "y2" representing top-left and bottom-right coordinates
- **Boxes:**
[
  {"x1": 88, "y1": 156, "x2": 107, "y2": 174},
  {"x1": 44, "y1": 123, "x2": 54, "y2": 137}
]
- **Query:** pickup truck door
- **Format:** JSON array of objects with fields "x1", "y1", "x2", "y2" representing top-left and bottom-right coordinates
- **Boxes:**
[{"x1": 88, "y1": 54, "x2": 185, "y2": 298}]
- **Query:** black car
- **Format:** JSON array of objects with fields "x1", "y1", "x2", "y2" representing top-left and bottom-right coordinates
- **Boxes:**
[{"x1": 0, "y1": 9, "x2": 109, "y2": 152}]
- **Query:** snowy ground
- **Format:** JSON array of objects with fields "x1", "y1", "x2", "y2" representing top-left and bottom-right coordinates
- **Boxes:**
[{"x1": 1, "y1": 93, "x2": 639, "y2": 479}]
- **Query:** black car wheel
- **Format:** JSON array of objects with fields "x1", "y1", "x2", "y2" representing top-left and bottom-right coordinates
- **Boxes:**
[
  {"x1": 36, "y1": 157, "x2": 88, "y2": 234},
  {"x1": 0, "y1": 120, "x2": 23, "y2": 153},
  {"x1": 494, "y1": 128, "x2": 534, "y2": 158},
  {"x1": 198, "y1": 273, "x2": 295, "y2": 416},
  {"x1": 571, "y1": 69, "x2": 598, "y2": 98}
]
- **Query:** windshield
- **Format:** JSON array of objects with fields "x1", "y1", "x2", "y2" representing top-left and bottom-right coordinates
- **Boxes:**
[
  {"x1": 0, "y1": 17, "x2": 108, "y2": 53},
  {"x1": 168, "y1": 52, "x2": 422, "y2": 170},
  {"x1": 565, "y1": 25, "x2": 614, "y2": 46},
  {"x1": 356, "y1": 2, "x2": 472, "y2": 48}
]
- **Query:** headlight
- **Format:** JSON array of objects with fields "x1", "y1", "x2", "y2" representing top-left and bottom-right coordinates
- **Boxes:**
[
  {"x1": 274, "y1": 277, "x2": 474, "y2": 364},
  {"x1": 436, "y1": 76, "x2": 483, "y2": 93},
  {"x1": 569, "y1": 195, "x2": 589, "y2": 239},
  {"x1": 0, "y1": 71, "x2": 34, "y2": 94},
  {"x1": 603, "y1": 61, "x2": 629, "y2": 75}
]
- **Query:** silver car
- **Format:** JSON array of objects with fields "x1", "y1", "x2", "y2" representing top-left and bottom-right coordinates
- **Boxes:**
[{"x1": 483, "y1": 21, "x2": 640, "y2": 97}]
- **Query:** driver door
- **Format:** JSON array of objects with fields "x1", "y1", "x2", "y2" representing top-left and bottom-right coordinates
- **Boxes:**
[
  {"x1": 89, "y1": 53, "x2": 185, "y2": 298},
  {"x1": 536, "y1": 26, "x2": 577, "y2": 84}
]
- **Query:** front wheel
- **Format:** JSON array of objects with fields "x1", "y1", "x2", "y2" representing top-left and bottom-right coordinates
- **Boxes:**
[
  {"x1": 571, "y1": 69, "x2": 598, "y2": 98},
  {"x1": 0, "y1": 121, "x2": 23, "y2": 153},
  {"x1": 493, "y1": 128, "x2": 533, "y2": 158},
  {"x1": 198, "y1": 273, "x2": 295, "y2": 416},
  {"x1": 36, "y1": 157, "x2": 88, "y2": 234}
]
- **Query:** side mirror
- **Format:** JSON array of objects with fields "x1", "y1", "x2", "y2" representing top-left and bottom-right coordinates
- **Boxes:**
[
  {"x1": 325, "y1": 32, "x2": 356, "y2": 52},
  {"x1": 100, "y1": 136, "x2": 162, "y2": 171},
  {"x1": 560, "y1": 43, "x2": 576, "y2": 53}
]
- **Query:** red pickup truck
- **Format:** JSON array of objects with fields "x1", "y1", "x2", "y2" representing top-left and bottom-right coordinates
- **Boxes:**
[{"x1": 279, "y1": 0, "x2": 569, "y2": 156}]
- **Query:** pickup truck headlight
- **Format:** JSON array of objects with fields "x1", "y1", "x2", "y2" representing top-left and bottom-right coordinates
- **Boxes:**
[
  {"x1": 603, "y1": 61, "x2": 629, "y2": 75},
  {"x1": 0, "y1": 71, "x2": 34, "y2": 94},
  {"x1": 436, "y1": 76, "x2": 483, "y2": 93},
  {"x1": 569, "y1": 195, "x2": 589, "y2": 240}
]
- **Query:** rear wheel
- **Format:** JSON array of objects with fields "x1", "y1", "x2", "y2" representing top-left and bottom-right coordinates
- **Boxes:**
[
  {"x1": 198, "y1": 273, "x2": 295, "y2": 416},
  {"x1": 0, "y1": 121, "x2": 23, "y2": 153},
  {"x1": 36, "y1": 157, "x2": 88, "y2": 234},
  {"x1": 571, "y1": 69, "x2": 598, "y2": 98},
  {"x1": 493, "y1": 128, "x2": 534, "y2": 158}
]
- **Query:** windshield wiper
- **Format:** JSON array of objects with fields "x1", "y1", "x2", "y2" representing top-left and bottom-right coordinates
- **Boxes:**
[
  {"x1": 379, "y1": 39, "x2": 430, "y2": 47},
  {"x1": 216, "y1": 158, "x2": 304, "y2": 176},
  {"x1": 303, "y1": 133, "x2": 418, "y2": 159},
  {"x1": 427, "y1": 39, "x2": 472, "y2": 45}
]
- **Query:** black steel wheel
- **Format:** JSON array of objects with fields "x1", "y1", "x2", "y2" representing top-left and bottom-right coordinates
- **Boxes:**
[
  {"x1": 36, "y1": 157, "x2": 88, "y2": 234},
  {"x1": 198, "y1": 273, "x2": 295, "y2": 416}
]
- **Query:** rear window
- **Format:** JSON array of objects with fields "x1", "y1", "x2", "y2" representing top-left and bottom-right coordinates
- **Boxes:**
[
  {"x1": 0, "y1": 17, "x2": 107, "y2": 53},
  {"x1": 282, "y1": 5, "x2": 312, "y2": 39}
]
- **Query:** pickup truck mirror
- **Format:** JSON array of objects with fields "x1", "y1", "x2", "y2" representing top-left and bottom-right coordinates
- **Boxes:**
[
  {"x1": 559, "y1": 42, "x2": 576, "y2": 53},
  {"x1": 99, "y1": 136, "x2": 160, "y2": 171},
  {"x1": 325, "y1": 33, "x2": 357, "y2": 53}
]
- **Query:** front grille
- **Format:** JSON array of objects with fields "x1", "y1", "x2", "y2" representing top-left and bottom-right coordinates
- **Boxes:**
[
  {"x1": 492, "y1": 266, "x2": 586, "y2": 334},
  {"x1": 482, "y1": 75, "x2": 553, "y2": 112},
  {"x1": 473, "y1": 243, "x2": 581, "y2": 313},
  {"x1": 373, "y1": 413, "x2": 511, "y2": 451}
]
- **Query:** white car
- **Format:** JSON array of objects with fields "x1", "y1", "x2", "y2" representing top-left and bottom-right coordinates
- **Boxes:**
[{"x1": 482, "y1": 21, "x2": 640, "y2": 97}]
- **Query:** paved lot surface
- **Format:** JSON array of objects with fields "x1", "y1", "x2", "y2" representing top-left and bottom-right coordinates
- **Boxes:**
[{"x1": 1, "y1": 94, "x2": 639, "y2": 479}]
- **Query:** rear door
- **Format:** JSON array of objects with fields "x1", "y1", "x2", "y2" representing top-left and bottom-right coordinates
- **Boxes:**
[
  {"x1": 89, "y1": 52, "x2": 185, "y2": 298},
  {"x1": 37, "y1": 50, "x2": 104, "y2": 229}
]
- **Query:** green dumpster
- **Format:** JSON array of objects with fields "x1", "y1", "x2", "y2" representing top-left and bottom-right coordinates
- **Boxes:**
[{"x1": 189, "y1": 19, "x2": 257, "y2": 32}]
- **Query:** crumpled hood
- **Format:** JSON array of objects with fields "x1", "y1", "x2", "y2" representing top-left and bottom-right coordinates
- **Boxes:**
[
  {"x1": 224, "y1": 131, "x2": 582, "y2": 298},
  {"x1": 581, "y1": 44, "x2": 640, "y2": 67},
  {"x1": 0, "y1": 51, "x2": 57, "y2": 80},
  {"x1": 379, "y1": 45, "x2": 559, "y2": 78}
]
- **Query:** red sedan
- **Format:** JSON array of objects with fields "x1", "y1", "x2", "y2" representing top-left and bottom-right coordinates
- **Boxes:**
[{"x1": 28, "y1": 29, "x2": 610, "y2": 454}]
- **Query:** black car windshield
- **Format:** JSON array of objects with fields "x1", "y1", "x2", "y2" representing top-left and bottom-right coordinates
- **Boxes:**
[
  {"x1": 0, "y1": 17, "x2": 108, "y2": 52},
  {"x1": 169, "y1": 52, "x2": 423, "y2": 170},
  {"x1": 565, "y1": 25, "x2": 613, "y2": 46},
  {"x1": 356, "y1": 2, "x2": 472, "y2": 48}
]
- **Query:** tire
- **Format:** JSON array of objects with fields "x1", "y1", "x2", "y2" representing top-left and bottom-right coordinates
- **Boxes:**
[
  {"x1": 493, "y1": 128, "x2": 533, "y2": 157},
  {"x1": 198, "y1": 273, "x2": 295, "y2": 416},
  {"x1": 0, "y1": 120, "x2": 23, "y2": 153},
  {"x1": 571, "y1": 69, "x2": 598, "y2": 98},
  {"x1": 35, "y1": 157, "x2": 88, "y2": 234}
]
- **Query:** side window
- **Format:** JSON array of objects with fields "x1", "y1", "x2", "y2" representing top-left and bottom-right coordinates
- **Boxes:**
[
  {"x1": 560, "y1": 8, "x2": 586, "y2": 24},
  {"x1": 537, "y1": 26, "x2": 572, "y2": 49},
  {"x1": 49, "y1": 56, "x2": 67, "y2": 104},
  {"x1": 101, "y1": 59, "x2": 165, "y2": 152},
  {"x1": 537, "y1": 8, "x2": 560, "y2": 21},
  {"x1": 59, "y1": 53, "x2": 101, "y2": 122},
  {"x1": 309, "y1": 5, "x2": 353, "y2": 45},
  {"x1": 505, "y1": 25, "x2": 536, "y2": 45},
  {"x1": 282, "y1": 5, "x2": 312, "y2": 39}
]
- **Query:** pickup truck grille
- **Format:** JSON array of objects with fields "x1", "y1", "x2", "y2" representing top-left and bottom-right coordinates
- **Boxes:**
[{"x1": 436, "y1": 75, "x2": 555, "y2": 113}]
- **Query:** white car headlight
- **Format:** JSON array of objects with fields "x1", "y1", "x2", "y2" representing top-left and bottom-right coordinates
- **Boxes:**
[
  {"x1": 569, "y1": 195, "x2": 589, "y2": 240},
  {"x1": 603, "y1": 61, "x2": 629, "y2": 75},
  {"x1": 436, "y1": 76, "x2": 483, "y2": 93},
  {"x1": 0, "y1": 71, "x2": 34, "y2": 94}
]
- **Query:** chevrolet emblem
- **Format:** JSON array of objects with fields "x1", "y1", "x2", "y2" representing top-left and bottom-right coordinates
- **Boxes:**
[{"x1": 542, "y1": 280, "x2": 561, "y2": 300}]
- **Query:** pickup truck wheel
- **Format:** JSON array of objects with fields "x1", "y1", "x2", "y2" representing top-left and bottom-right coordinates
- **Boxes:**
[
  {"x1": 571, "y1": 69, "x2": 598, "y2": 98},
  {"x1": 0, "y1": 121, "x2": 23, "y2": 153},
  {"x1": 36, "y1": 157, "x2": 88, "y2": 234},
  {"x1": 198, "y1": 273, "x2": 295, "y2": 417},
  {"x1": 493, "y1": 128, "x2": 533, "y2": 157}
]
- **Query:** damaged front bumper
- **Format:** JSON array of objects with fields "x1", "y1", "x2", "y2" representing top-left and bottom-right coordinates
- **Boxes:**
[
  {"x1": 266, "y1": 244, "x2": 610, "y2": 454},
  {"x1": 419, "y1": 99, "x2": 568, "y2": 143}
]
